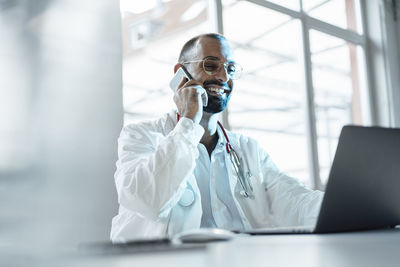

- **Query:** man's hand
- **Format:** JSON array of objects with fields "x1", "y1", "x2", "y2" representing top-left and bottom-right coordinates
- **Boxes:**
[{"x1": 173, "y1": 78, "x2": 204, "y2": 124}]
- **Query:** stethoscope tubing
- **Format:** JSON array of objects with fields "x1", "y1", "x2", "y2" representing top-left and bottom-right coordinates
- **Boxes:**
[
  {"x1": 176, "y1": 113, "x2": 254, "y2": 198},
  {"x1": 217, "y1": 121, "x2": 254, "y2": 198}
]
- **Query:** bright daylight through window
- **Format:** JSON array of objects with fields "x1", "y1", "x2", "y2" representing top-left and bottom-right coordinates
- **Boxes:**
[{"x1": 121, "y1": 0, "x2": 368, "y2": 189}]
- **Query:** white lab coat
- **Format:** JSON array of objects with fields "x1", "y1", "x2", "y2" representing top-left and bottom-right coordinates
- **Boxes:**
[{"x1": 110, "y1": 110, "x2": 323, "y2": 242}]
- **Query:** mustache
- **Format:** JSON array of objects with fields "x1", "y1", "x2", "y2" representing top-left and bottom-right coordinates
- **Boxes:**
[{"x1": 203, "y1": 80, "x2": 230, "y2": 89}]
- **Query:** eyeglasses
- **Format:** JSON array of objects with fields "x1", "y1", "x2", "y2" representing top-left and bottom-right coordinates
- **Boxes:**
[{"x1": 181, "y1": 58, "x2": 243, "y2": 80}]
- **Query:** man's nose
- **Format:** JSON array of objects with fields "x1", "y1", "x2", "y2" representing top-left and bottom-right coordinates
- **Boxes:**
[{"x1": 214, "y1": 65, "x2": 229, "y2": 83}]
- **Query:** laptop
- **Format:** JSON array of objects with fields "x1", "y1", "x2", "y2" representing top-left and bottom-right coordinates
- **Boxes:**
[{"x1": 244, "y1": 125, "x2": 400, "y2": 235}]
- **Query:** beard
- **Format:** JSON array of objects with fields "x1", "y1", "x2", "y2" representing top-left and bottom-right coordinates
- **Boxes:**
[{"x1": 203, "y1": 93, "x2": 231, "y2": 114}]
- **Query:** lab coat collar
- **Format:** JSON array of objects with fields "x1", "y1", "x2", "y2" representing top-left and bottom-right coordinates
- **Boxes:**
[{"x1": 214, "y1": 124, "x2": 227, "y2": 152}]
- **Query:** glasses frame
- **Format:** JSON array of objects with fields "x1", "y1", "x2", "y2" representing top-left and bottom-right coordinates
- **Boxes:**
[{"x1": 181, "y1": 59, "x2": 243, "y2": 80}]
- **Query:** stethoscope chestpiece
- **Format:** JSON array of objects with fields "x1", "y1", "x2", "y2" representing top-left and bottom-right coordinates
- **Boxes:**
[{"x1": 179, "y1": 188, "x2": 195, "y2": 207}]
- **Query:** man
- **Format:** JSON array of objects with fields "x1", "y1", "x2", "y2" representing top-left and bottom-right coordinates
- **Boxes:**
[{"x1": 110, "y1": 33, "x2": 323, "y2": 242}]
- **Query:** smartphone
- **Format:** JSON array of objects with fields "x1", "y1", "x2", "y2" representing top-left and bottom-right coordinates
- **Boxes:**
[{"x1": 169, "y1": 67, "x2": 208, "y2": 107}]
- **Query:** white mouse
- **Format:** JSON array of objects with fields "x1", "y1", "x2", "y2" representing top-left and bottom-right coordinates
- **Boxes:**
[{"x1": 173, "y1": 228, "x2": 235, "y2": 243}]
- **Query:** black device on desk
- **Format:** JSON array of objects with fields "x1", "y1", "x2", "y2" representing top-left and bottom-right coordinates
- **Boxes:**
[{"x1": 246, "y1": 125, "x2": 400, "y2": 235}]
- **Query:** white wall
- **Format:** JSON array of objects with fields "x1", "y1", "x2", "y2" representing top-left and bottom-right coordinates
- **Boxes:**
[
  {"x1": 394, "y1": 0, "x2": 400, "y2": 126},
  {"x1": 380, "y1": 0, "x2": 400, "y2": 127}
]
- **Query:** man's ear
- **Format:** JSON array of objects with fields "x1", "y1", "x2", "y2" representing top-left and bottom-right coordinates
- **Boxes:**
[{"x1": 173, "y1": 63, "x2": 183, "y2": 74}]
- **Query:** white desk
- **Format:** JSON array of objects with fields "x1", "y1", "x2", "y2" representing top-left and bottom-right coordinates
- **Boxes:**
[{"x1": 64, "y1": 229, "x2": 400, "y2": 267}]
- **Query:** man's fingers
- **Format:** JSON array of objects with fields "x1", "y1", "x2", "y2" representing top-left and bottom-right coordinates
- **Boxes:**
[
  {"x1": 173, "y1": 79, "x2": 204, "y2": 124},
  {"x1": 177, "y1": 77, "x2": 188, "y2": 89},
  {"x1": 176, "y1": 79, "x2": 203, "y2": 96},
  {"x1": 183, "y1": 79, "x2": 201, "y2": 87}
]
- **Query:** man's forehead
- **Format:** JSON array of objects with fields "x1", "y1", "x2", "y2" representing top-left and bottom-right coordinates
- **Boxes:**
[{"x1": 191, "y1": 37, "x2": 234, "y2": 61}]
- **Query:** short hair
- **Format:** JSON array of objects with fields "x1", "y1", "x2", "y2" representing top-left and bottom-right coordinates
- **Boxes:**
[{"x1": 178, "y1": 33, "x2": 227, "y2": 63}]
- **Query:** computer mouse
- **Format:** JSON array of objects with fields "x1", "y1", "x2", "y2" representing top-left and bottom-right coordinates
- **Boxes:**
[{"x1": 173, "y1": 228, "x2": 235, "y2": 243}]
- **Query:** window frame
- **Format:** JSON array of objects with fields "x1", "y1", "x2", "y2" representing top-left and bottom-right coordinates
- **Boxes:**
[{"x1": 210, "y1": 0, "x2": 386, "y2": 189}]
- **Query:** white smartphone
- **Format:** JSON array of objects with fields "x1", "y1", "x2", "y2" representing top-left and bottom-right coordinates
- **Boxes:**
[{"x1": 169, "y1": 67, "x2": 208, "y2": 107}]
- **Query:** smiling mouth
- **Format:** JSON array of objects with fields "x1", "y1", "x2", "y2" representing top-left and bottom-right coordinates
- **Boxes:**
[{"x1": 205, "y1": 85, "x2": 229, "y2": 96}]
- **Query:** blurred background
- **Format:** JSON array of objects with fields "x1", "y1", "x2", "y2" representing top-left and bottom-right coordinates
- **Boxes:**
[
  {"x1": 0, "y1": 0, "x2": 399, "y2": 266},
  {"x1": 0, "y1": 0, "x2": 122, "y2": 266}
]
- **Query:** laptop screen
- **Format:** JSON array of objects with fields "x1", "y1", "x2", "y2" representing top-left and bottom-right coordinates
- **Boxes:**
[{"x1": 315, "y1": 126, "x2": 400, "y2": 233}]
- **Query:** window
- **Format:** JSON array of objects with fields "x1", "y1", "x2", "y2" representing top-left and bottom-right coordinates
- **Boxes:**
[
  {"x1": 121, "y1": 0, "x2": 376, "y2": 189},
  {"x1": 310, "y1": 30, "x2": 367, "y2": 183},
  {"x1": 120, "y1": 0, "x2": 212, "y2": 124},
  {"x1": 222, "y1": 1, "x2": 309, "y2": 185}
]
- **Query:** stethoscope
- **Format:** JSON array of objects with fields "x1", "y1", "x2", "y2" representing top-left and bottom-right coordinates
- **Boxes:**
[{"x1": 177, "y1": 113, "x2": 254, "y2": 198}]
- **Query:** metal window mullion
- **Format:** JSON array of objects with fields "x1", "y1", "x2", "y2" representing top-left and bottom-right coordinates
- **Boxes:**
[
  {"x1": 301, "y1": 15, "x2": 323, "y2": 190},
  {"x1": 378, "y1": 0, "x2": 399, "y2": 127},
  {"x1": 307, "y1": 16, "x2": 364, "y2": 45},
  {"x1": 246, "y1": 0, "x2": 302, "y2": 18},
  {"x1": 208, "y1": 0, "x2": 224, "y2": 34},
  {"x1": 359, "y1": 0, "x2": 376, "y2": 126},
  {"x1": 246, "y1": 0, "x2": 364, "y2": 46},
  {"x1": 209, "y1": 0, "x2": 231, "y2": 128}
]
